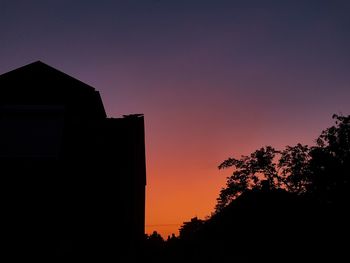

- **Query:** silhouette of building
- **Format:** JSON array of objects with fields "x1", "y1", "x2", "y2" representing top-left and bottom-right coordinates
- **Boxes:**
[{"x1": 0, "y1": 61, "x2": 146, "y2": 259}]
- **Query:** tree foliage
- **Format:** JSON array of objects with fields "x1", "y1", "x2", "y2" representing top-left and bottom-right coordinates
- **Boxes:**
[
  {"x1": 309, "y1": 114, "x2": 350, "y2": 204},
  {"x1": 216, "y1": 114, "x2": 350, "y2": 212}
]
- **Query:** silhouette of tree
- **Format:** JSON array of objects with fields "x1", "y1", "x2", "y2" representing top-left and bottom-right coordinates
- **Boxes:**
[
  {"x1": 216, "y1": 146, "x2": 284, "y2": 211},
  {"x1": 146, "y1": 231, "x2": 164, "y2": 245},
  {"x1": 179, "y1": 217, "x2": 204, "y2": 240},
  {"x1": 308, "y1": 114, "x2": 350, "y2": 205},
  {"x1": 278, "y1": 143, "x2": 311, "y2": 192},
  {"x1": 172, "y1": 114, "x2": 349, "y2": 260},
  {"x1": 166, "y1": 233, "x2": 178, "y2": 243},
  {"x1": 216, "y1": 114, "x2": 350, "y2": 211},
  {"x1": 144, "y1": 231, "x2": 165, "y2": 260},
  {"x1": 168, "y1": 114, "x2": 349, "y2": 260}
]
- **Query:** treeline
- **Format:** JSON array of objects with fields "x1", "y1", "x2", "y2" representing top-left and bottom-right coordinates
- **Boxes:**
[{"x1": 144, "y1": 114, "x2": 350, "y2": 261}]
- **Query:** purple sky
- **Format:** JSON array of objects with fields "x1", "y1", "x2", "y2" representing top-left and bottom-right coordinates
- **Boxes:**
[{"x1": 1, "y1": 0, "x2": 349, "y2": 237}]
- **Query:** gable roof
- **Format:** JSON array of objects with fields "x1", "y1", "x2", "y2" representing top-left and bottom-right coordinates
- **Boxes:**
[{"x1": 0, "y1": 61, "x2": 106, "y2": 119}]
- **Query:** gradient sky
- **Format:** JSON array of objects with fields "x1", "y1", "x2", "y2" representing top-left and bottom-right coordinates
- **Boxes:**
[{"x1": 1, "y1": 0, "x2": 349, "y2": 238}]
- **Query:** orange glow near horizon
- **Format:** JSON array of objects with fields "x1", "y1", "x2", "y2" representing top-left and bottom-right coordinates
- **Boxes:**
[
  {"x1": 142, "y1": 114, "x2": 333, "y2": 238},
  {"x1": 145, "y1": 165, "x2": 227, "y2": 238},
  {"x1": 1, "y1": 0, "x2": 349, "y2": 240}
]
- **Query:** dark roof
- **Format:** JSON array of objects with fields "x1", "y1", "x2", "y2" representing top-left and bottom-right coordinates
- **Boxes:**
[{"x1": 0, "y1": 61, "x2": 106, "y2": 119}]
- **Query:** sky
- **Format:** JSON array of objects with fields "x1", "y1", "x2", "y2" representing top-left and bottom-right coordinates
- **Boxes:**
[{"x1": 1, "y1": 0, "x2": 349, "y2": 238}]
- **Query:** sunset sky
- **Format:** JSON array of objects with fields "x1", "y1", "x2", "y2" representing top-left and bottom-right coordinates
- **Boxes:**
[{"x1": 1, "y1": 0, "x2": 349, "y2": 238}]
